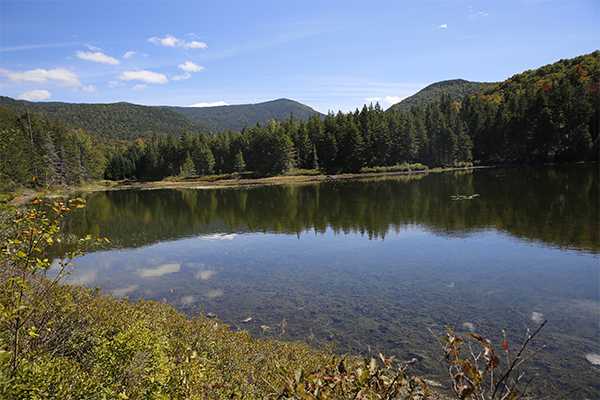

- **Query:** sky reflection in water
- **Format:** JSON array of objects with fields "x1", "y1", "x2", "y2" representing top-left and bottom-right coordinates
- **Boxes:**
[{"x1": 57, "y1": 165, "x2": 599, "y2": 396}]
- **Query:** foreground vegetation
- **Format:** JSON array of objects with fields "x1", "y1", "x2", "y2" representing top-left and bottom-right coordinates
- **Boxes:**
[
  {"x1": 0, "y1": 197, "x2": 572, "y2": 399},
  {"x1": 0, "y1": 198, "x2": 436, "y2": 399}
]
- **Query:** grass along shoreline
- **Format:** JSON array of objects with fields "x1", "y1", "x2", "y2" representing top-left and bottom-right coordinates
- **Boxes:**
[{"x1": 4, "y1": 162, "x2": 476, "y2": 206}]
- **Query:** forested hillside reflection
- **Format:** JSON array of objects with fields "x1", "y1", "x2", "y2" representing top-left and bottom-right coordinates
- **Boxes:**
[{"x1": 61, "y1": 164, "x2": 598, "y2": 254}]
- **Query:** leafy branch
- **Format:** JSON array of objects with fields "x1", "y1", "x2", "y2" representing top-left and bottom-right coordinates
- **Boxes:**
[
  {"x1": 0, "y1": 195, "x2": 106, "y2": 386},
  {"x1": 432, "y1": 322, "x2": 579, "y2": 400}
]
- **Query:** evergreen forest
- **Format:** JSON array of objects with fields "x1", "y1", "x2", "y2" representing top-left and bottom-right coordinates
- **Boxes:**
[
  {"x1": 102, "y1": 52, "x2": 599, "y2": 181},
  {"x1": 1, "y1": 52, "x2": 598, "y2": 188},
  {"x1": 387, "y1": 79, "x2": 494, "y2": 112},
  {"x1": 0, "y1": 107, "x2": 106, "y2": 190}
]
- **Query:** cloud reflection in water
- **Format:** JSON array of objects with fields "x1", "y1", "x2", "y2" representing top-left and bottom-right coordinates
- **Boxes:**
[{"x1": 137, "y1": 263, "x2": 181, "y2": 277}]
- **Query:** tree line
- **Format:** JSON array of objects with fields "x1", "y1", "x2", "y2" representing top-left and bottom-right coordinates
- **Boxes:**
[
  {"x1": 103, "y1": 52, "x2": 599, "y2": 181},
  {"x1": 0, "y1": 107, "x2": 105, "y2": 190},
  {"x1": 1, "y1": 52, "x2": 598, "y2": 187}
]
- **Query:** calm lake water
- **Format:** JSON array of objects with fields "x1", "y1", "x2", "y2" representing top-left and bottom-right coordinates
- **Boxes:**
[{"x1": 54, "y1": 164, "x2": 599, "y2": 396}]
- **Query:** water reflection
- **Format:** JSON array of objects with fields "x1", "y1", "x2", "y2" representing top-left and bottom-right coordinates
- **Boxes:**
[
  {"x1": 57, "y1": 164, "x2": 598, "y2": 254},
  {"x1": 136, "y1": 263, "x2": 180, "y2": 277},
  {"x1": 54, "y1": 164, "x2": 598, "y2": 397}
]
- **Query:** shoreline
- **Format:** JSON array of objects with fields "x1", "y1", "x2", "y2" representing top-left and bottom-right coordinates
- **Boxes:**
[
  {"x1": 8, "y1": 165, "x2": 483, "y2": 205},
  {"x1": 8, "y1": 161, "x2": 594, "y2": 205}
]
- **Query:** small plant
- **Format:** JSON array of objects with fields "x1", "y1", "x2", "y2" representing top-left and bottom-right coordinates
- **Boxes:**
[
  {"x1": 0, "y1": 195, "x2": 104, "y2": 396},
  {"x1": 434, "y1": 321, "x2": 578, "y2": 400},
  {"x1": 268, "y1": 353, "x2": 431, "y2": 399}
]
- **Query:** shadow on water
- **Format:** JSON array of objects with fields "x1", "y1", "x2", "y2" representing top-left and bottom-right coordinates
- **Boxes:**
[{"x1": 53, "y1": 164, "x2": 599, "y2": 397}]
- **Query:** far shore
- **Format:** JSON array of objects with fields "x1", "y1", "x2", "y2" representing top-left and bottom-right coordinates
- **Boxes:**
[{"x1": 11, "y1": 161, "x2": 594, "y2": 205}]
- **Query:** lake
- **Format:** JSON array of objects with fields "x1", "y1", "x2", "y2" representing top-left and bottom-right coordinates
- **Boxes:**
[{"x1": 53, "y1": 164, "x2": 599, "y2": 397}]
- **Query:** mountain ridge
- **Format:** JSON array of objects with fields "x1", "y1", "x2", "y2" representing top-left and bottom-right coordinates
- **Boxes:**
[
  {"x1": 0, "y1": 96, "x2": 324, "y2": 143},
  {"x1": 159, "y1": 98, "x2": 325, "y2": 134},
  {"x1": 387, "y1": 79, "x2": 495, "y2": 112}
]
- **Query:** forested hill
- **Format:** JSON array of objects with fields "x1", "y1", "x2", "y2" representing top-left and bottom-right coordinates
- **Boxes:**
[
  {"x1": 0, "y1": 97, "x2": 323, "y2": 142},
  {"x1": 0, "y1": 96, "x2": 206, "y2": 143},
  {"x1": 1, "y1": 52, "x2": 597, "y2": 190},
  {"x1": 480, "y1": 52, "x2": 599, "y2": 99},
  {"x1": 160, "y1": 99, "x2": 325, "y2": 134},
  {"x1": 388, "y1": 79, "x2": 494, "y2": 112}
]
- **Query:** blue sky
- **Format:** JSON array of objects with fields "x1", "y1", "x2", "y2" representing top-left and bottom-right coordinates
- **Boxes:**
[{"x1": 1, "y1": 1, "x2": 598, "y2": 114}]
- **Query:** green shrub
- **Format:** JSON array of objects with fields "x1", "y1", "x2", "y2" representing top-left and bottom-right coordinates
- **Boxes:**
[{"x1": 3, "y1": 195, "x2": 563, "y2": 400}]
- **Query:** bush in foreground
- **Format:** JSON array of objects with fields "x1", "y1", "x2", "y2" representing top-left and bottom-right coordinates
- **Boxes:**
[
  {"x1": 0, "y1": 198, "x2": 563, "y2": 399},
  {"x1": 0, "y1": 198, "x2": 436, "y2": 399}
]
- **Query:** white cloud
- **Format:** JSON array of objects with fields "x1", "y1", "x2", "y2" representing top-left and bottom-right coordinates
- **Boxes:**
[
  {"x1": 84, "y1": 43, "x2": 102, "y2": 51},
  {"x1": 0, "y1": 67, "x2": 81, "y2": 86},
  {"x1": 18, "y1": 89, "x2": 51, "y2": 101},
  {"x1": 149, "y1": 34, "x2": 180, "y2": 47},
  {"x1": 205, "y1": 289, "x2": 223, "y2": 298},
  {"x1": 186, "y1": 41, "x2": 208, "y2": 49},
  {"x1": 181, "y1": 295, "x2": 196, "y2": 305},
  {"x1": 76, "y1": 50, "x2": 121, "y2": 65},
  {"x1": 118, "y1": 70, "x2": 168, "y2": 84},
  {"x1": 365, "y1": 96, "x2": 404, "y2": 105},
  {"x1": 586, "y1": 353, "x2": 600, "y2": 366},
  {"x1": 108, "y1": 80, "x2": 124, "y2": 88},
  {"x1": 384, "y1": 96, "x2": 403, "y2": 104},
  {"x1": 178, "y1": 61, "x2": 205, "y2": 72},
  {"x1": 123, "y1": 51, "x2": 148, "y2": 58},
  {"x1": 468, "y1": 7, "x2": 490, "y2": 19},
  {"x1": 437, "y1": 24, "x2": 448, "y2": 29},
  {"x1": 82, "y1": 85, "x2": 97, "y2": 93},
  {"x1": 133, "y1": 84, "x2": 149, "y2": 91},
  {"x1": 189, "y1": 101, "x2": 229, "y2": 108},
  {"x1": 170, "y1": 72, "x2": 192, "y2": 81},
  {"x1": 148, "y1": 34, "x2": 207, "y2": 50}
]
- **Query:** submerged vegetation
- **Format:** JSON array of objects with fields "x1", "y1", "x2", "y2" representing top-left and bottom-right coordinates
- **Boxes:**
[
  {"x1": 0, "y1": 198, "x2": 437, "y2": 399},
  {"x1": 0, "y1": 199, "x2": 572, "y2": 399}
]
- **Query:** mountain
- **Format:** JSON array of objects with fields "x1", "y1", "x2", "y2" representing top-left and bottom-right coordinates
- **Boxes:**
[
  {"x1": 387, "y1": 79, "x2": 495, "y2": 112},
  {"x1": 160, "y1": 98, "x2": 325, "y2": 134},
  {"x1": 479, "y1": 51, "x2": 599, "y2": 99},
  {"x1": 0, "y1": 97, "x2": 324, "y2": 142},
  {"x1": 0, "y1": 96, "x2": 203, "y2": 143}
]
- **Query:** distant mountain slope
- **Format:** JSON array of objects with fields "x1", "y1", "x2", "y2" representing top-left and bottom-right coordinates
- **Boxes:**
[
  {"x1": 479, "y1": 51, "x2": 600, "y2": 98},
  {"x1": 0, "y1": 96, "x2": 204, "y2": 143},
  {"x1": 387, "y1": 79, "x2": 495, "y2": 112},
  {"x1": 161, "y1": 98, "x2": 325, "y2": 133},
  {"x1": 0, "y1": 96, "x2": 325, "y2": 142}
]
